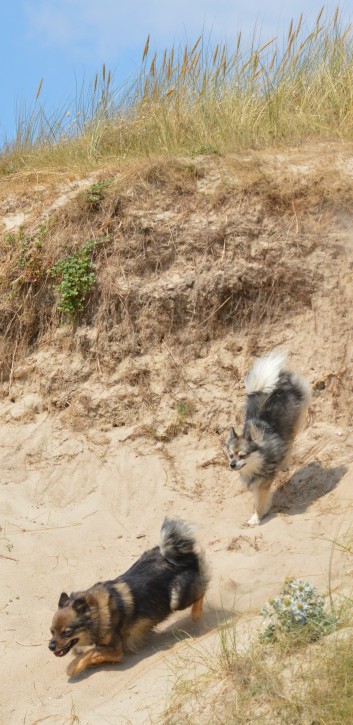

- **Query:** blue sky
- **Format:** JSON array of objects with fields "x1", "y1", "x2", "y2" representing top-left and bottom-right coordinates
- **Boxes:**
[{"x1": 1, "y1": 1, "x2": 351, "y2": 144}]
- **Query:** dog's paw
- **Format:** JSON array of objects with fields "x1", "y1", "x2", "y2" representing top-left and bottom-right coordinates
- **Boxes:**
[
  {"x1": 67, "y1": 660, "x2": 80, "y2": 677},
  {"x1": 67, "y1": 657, "x2": 86, "y2": 677},
  {"x1": 247, "y1": 513, "x2": 261, "y2": 526}
]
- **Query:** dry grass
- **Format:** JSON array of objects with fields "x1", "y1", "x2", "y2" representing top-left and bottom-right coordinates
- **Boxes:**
[
  {"x1": 165, "y1": 593, "x2": 353, "y2": 725},
  {"x1": 0, "y1": 155, "x2": 322, "y2": 381},
  {"x1": 2, "y1": 10, "x2": 353, "y2": 175},
  {"x1": 1, "y1": 11, "x2": 353, "y2": 385},
  {"x1": 220, "y1": 632, "x2": 353, "y2": 725}
]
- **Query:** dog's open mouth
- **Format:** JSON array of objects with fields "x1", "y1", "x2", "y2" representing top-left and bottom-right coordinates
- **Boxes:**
[{"x1": 53, "y1": 638, "x2": 78, "y2": 657}]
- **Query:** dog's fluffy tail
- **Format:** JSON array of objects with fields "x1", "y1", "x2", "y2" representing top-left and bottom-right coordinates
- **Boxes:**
[
  {"x1": 160, "y1": 518, "x2": 198, "y2": 562},
  {"x1": 245, "y1": 349, "x2": 286, "y2": 395},
  {"x1": 160, "y1": 518, "x2": 209, "y2": 579}
]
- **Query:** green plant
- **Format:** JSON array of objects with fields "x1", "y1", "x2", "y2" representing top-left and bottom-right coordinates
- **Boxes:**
[
  {"x1": 84, "y1": 179, "x2": 111, "y2": 210},
  {"x1": 260, "y1": 578, "x2": 337, "y2": 643},
  {"x1": 50, "y1": 240, "x2": 98, "y2": 317},
  {"x1": 176, "y1": 399, "x2": 196, "y2": 419}
]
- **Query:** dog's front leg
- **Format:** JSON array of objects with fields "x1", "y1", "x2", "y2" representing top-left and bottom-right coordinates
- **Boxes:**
[
  {"x1": 67, "y1": 641, "x2": 123, "y2": 676},
  {"x1": 248, "y1": 482, "x2": 273, "y2": 525}
]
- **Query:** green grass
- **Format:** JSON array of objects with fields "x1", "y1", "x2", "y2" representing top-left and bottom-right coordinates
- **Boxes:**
[{"x1": 2, "y1": 9, "x2": 353, "y2": 174}]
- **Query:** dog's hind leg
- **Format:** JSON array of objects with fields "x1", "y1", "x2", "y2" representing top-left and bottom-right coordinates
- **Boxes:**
[
  {"x1": 191, "y1": 595, "x2": 204, "y2": 622},
  {"x1": 67, "y1": 641, "x2": 123, "y2": 677},
  {"x1": 248, "y1": 484, "x2": 273, "y2": 525},
  {"x1": 280, "y1": 450, "x2": 292, "y2": 472}
]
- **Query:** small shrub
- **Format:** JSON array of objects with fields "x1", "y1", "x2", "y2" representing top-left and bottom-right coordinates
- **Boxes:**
[
  {"x1": 84, "y1": 179, "x2": 111, "y2": 211},
  {"x1": 260, "y1": 578, "x2": 338, "y2": 643},
  {"x1": 50, "y1": 240, "x2": 97, "y2": 317}
]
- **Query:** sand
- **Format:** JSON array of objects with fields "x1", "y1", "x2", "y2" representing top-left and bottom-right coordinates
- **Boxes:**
[
  {"x1": 1, "y1": 148, "x2": 353, "y2": 724},
  {"x1": 0, "y1": 408, "x2": 352, "y2": 724}
]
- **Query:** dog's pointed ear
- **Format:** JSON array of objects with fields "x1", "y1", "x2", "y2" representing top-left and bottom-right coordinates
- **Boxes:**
[
  {"x1": 244, "y1": 428, "x2": 253, "y2": 443},
  {"x1": 58, "y1": 592, "x2": 70, "y2": 608},
  {"x1": 228, "y1": 426, "x2": 238, "y2": 442},
  {"x1": 72, "y1": 597, "x2": 89, "y2": 614}
]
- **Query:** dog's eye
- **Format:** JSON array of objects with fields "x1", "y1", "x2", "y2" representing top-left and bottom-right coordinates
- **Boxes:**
[
  {"x1": 62, "y1": 629, "x2": 73, "y2": 638},
  {"x1": 238, "y1": 452, "x2": 245, "y2": 459}
]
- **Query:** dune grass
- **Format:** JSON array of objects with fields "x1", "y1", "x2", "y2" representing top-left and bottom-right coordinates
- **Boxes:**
[
  {"x1": 1, "y1": 8, "x2": 353, "y2": 175},
  {"x1": 165, "y1": 582, "x2": 353, "y2": 725},
  {"x1": 216, "y1": 629, "x2": 353, "y2": 725}
]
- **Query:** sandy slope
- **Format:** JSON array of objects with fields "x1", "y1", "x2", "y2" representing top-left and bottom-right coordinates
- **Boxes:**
[
  {"x1": 1, "y1": 148, "x2": 353, "y2": 724},
  {"x1": 0, "y1": 409, "x2": 352, "y2": 724}
]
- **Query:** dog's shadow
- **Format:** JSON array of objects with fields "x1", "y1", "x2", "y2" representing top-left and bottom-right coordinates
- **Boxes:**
[
  {"x1": 68, "y1": 605, "x2": 233, "y2": 681},
  {"x1": 271, "y1": 462, "x2": 348, "y2": 517}
]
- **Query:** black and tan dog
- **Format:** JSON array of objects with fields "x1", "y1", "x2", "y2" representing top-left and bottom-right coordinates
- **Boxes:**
[{"x1": 49, "y1": 518, "x2": 209, "y2": 676}]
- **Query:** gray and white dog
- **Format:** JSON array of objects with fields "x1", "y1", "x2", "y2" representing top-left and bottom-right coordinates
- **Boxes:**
[{"x1": 226, "y1": 350, "x2": 311, "y2": 525}]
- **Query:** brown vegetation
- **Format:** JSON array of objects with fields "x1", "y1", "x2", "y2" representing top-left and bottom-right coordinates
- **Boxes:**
[{"x1": 1, "y1": 148, "x2": 353, "y2": 434}]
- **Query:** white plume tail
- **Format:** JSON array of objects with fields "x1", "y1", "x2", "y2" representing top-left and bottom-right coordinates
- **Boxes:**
[{"x1": 245, "y1": 350, "x2": 286, "y2": 395}]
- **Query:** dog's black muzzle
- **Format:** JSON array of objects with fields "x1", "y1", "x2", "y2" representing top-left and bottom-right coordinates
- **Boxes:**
[
  {"x1": 48, "y1": 637, "x2": 78, "y2": 656},
  {"x1": 229, "y1": 460, "x2": 245, "y2": 470}
]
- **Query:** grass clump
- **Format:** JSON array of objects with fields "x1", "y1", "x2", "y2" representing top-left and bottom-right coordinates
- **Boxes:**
[
  {"x1": 2, "y1": 9, "x2": 353, "y2": 172},
  {"x1": 165, "y1": 578, "x2": 350, "y2": 724},
  {"x1": 84, "y1": 179, "x2": 111, "y2": 211},
  {"x1": 218, "y1": 630, "x2": 353, "y2": 725},
  {"x1": 142, "y1": 399, "x2": 197, "y2": 443},
  {"x1": 6, "y1": 225, "x2": 48, "y2": 288},
  {"x1": 162, "y1": 399, "x2": 197, "y2": 439},
  {"x1": 175, "y1": 399, "x2": 197, "y2": 420}
]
